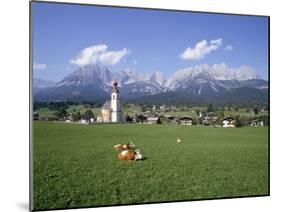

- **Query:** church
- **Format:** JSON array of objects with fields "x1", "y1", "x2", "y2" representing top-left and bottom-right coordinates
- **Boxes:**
[{"x1": 101, "y1": 81, "x2": 123, "y2": 122}]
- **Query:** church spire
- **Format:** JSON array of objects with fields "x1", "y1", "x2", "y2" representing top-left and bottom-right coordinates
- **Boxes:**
[{"x1": 112, "y1": 80, "x2": 119, "y2": 93}]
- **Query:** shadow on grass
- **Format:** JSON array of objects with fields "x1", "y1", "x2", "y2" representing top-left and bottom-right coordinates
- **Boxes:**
[{"x1": 139, "y1": 157, "x2": 148, "y2": 161}]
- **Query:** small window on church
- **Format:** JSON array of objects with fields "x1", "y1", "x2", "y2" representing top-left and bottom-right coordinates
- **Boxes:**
[{"x1": 112, "y1": 94, "x2": 115, "y2": 100}]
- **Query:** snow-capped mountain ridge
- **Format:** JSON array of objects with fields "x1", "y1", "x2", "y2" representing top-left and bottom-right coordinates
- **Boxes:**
[
  {"x1": 165, "y1": 63, "x2": 260, "y2": 89},
  {"x1": 34, "y1": 63, "x2": 267, "y2": 101}
]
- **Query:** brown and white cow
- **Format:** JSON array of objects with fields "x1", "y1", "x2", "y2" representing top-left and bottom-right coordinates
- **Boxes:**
[
  {"x1": 118, "y1": 149, "x2": 143, "y2": 161},
  {"x1": 114, "y1": 142, "x2": 136, "y2": 151}
]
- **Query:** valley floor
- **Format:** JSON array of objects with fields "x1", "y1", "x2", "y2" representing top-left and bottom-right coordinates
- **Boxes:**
[{"x1": 32, "y1": 122, "x2": 269, "y2": 210}]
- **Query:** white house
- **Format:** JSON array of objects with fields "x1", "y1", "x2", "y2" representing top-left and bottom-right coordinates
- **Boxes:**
[
  {"x1": 222, "y1": 117, "x2": 235, "y2": 128},
  {"x1": 249, "y1": 119, "x2": 264, "y2": 127},
  {"x1": 146, "y1": 117, "x2": 160, "y2": 124},
  {"x1": 80, "y1": 119, "x2": 87, "y2": 124},
  {"x1": 179, "y1": 117, "x2": 193, "y2": 126}
]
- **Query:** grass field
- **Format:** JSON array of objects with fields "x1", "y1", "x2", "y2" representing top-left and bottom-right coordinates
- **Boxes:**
[
  {"x1": 36, "y1": 106, "x2": 140, "y2": 118},
  {"x1": 33, "y1": 122, "x2": 268, "y2": 210}
]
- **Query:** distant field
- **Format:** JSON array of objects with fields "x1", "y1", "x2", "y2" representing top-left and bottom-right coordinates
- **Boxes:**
[
  {"x1": 67, "y1": 106, "x2": 102, "y2": 116},
  {"x1": 35, "y1": 105, "x2": 268, "y2": 120},
  {"x1": 36, "y1": 105, "x2": 140, "y2": 118},
  {"x1": 35, "y1": 107, "x2": 56, "y2": 117},
  {"x1": 35, "y1": 106, "x2": 102, "y2": 117},
  {"x1": 223, "y1": 110, "x2": 268, "y2": 117},
  {"x1": 33, "y1": 122, "x2": 268, "y2": 210}
]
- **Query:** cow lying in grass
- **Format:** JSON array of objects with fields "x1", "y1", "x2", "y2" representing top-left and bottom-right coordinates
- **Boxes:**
[
  {"x1": 118, "y1": 149, "x2": 143, "y2": 161},
  {"x1": 114, "y1": 142, "x2": 135, "y2": 151}
]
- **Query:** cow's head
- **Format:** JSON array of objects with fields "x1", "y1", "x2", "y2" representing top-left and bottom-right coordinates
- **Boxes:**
[
  {"x1": 129, "y1": 142, "x2": 136, "y2": 148},
  {"x1": 135, "y1": 149, "x2": 143, "y2": 160}
]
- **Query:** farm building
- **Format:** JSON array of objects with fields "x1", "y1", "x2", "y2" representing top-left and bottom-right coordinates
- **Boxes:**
[
  {"x1": 249, "y1": 119, "x2": 264, "y2": 127},
  {"x1": 222, "y1": 117, "x2": 236, "y2": 128},
  {"x1": 179, "y1": 117, "x2": 193, "y2": 126},
  {"x1": 146, "y1": 117, "x2": 160, "y2": 124},
  {"x1": 202, "y1": 119, "x2": 210, "y2": 126}
]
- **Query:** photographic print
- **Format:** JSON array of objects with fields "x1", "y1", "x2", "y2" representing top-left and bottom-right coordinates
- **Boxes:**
[{"x1": 30, "y1": 1, "x2": 269, "y2": 211}]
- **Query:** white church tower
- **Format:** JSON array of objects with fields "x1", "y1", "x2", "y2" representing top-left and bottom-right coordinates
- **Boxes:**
[{"x1": 111, "y1": 80, "x2": 123, "y2": 122}]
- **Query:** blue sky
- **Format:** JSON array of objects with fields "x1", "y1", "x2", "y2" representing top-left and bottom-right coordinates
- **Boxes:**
[{"x1": 32, "y1": 2, "x2": 269, "y2": 81}]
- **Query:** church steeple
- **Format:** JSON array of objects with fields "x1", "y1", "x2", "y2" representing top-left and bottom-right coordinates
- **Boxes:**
[
  {"x1": 112, "y1": 80, "x2": 119, "y2": 93},
  {"x1": 111, "y1": 80, "x2": 122, "y2": 122}
]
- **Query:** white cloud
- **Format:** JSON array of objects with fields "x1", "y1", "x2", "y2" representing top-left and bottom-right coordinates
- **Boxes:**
[
  {"x1": 225, "y1": 45, "x2": 233, "y2": 51},
  {"x1": 33, "y1": 63, "x2": 47, "y2": 70},
  {"x1": 179, "y1": 38, "x2": 222, "y2": 60},
  {"x1": 70, "y1": 44, "x2": 129, "y2": 66}
]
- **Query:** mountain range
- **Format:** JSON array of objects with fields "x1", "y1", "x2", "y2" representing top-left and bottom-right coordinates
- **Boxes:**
[{"x1": 33, "y1": 63, "x2": 268, "y2": 104}]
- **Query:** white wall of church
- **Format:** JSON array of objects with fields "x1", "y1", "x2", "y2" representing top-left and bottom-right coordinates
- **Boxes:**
[{"x1": 111, "y1": 91, "x2": 122, "y2": 122}]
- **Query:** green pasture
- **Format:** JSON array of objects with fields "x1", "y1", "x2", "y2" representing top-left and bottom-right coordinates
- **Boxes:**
[
  {"x1": 35, "y1": 107, "x2": 56, "y2": 117},
  {"x1": 33, "y1": 122, "x2": 268, "y2": 210},
  {"x1": 67, "y1": 105, "x2": 101, "y2": 116}
]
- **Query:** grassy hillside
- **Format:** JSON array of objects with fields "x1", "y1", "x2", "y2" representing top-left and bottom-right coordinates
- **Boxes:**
[{"x1": 33, "y1": 122, "x2": 268, "y2": 210}]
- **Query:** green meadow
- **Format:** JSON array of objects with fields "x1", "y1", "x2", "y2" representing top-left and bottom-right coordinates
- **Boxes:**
[{"x1": 33, "y1": 122, "x2": 268, "y2": 210}]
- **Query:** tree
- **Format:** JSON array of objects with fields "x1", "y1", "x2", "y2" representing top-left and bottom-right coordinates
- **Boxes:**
[
  {"x1": 234, "y1": 115, "x2": 242, "y2": 127},
  {"x1": 136, "y1": 114, "x2": 147, "y2": 123},
  {"x1": 140, "y1": 105, "x2": 146, "y2": 112},
  {"x1": 83, "y1": 109, "x2": 95, "y2": 123},
  {"x1": 216, "y1": 111, "x2": 225, "y2": 125},
  {"x1": 234, "y1": 105, "x2": 239, "y2": 111},
  {"x1": 54, "y1": 108, "x2": 67, "y2": 120},
  {"x1": 239, "y1": 116, "x2": 249, "y2": 127},
  {"x1": 125, "y1": 116, "x2": 133, "y2": 123},
  {"x1": 258, "y1": 115, "x2": 269, "y2": 126},
  {"x1": 195, "y1": 109, "x2": 200, "y2": 117},
  {"x1": 218, "y1": 111, "x2": 225, "y2": 119},
  {"x1": 157, "y1": 118, "x2": 161, "y2": 124},
  {"x1": 73, "y1": 112, "x2": 81, "y2": 122},
  {"x1": 207, "y1": 103, "x2": 213, "y2": 112},
  {"x1": 253, "y1": 106, "x2": 259, "y2": 115}
]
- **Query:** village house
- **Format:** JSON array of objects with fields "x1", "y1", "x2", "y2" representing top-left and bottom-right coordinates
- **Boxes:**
[
  {"x1": 202, "y1": 119, "x2": 210, "y2": 126},
  {"x1": 79, "y1": 119, "x2": 87, "y2": 124},
  {"x1": 179, "y1": 117, "x2": 193, "y2": 126},
  {"x1": 146, "y1": 117, "x2": 160, "y2": 124},
  {"x1": 199, "y1": 111, "x2": 207, "y2": 118},
  {"x1": 33, "y1": 112, "x2": 39, "y2": 120},
  {"x1": 159, "y1": 105, "x2": 166, "y2": 110},
  {"x1": 249, "y1": 119, "x2": 264, "y2": 127},
  {"x1": 222, "y1": 117, "x2": 236, "y2": 128}
]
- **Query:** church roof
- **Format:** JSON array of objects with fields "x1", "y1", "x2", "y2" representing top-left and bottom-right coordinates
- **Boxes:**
[{"x1": 102, "y1": 100, "x2": 112, "y2": 110}]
